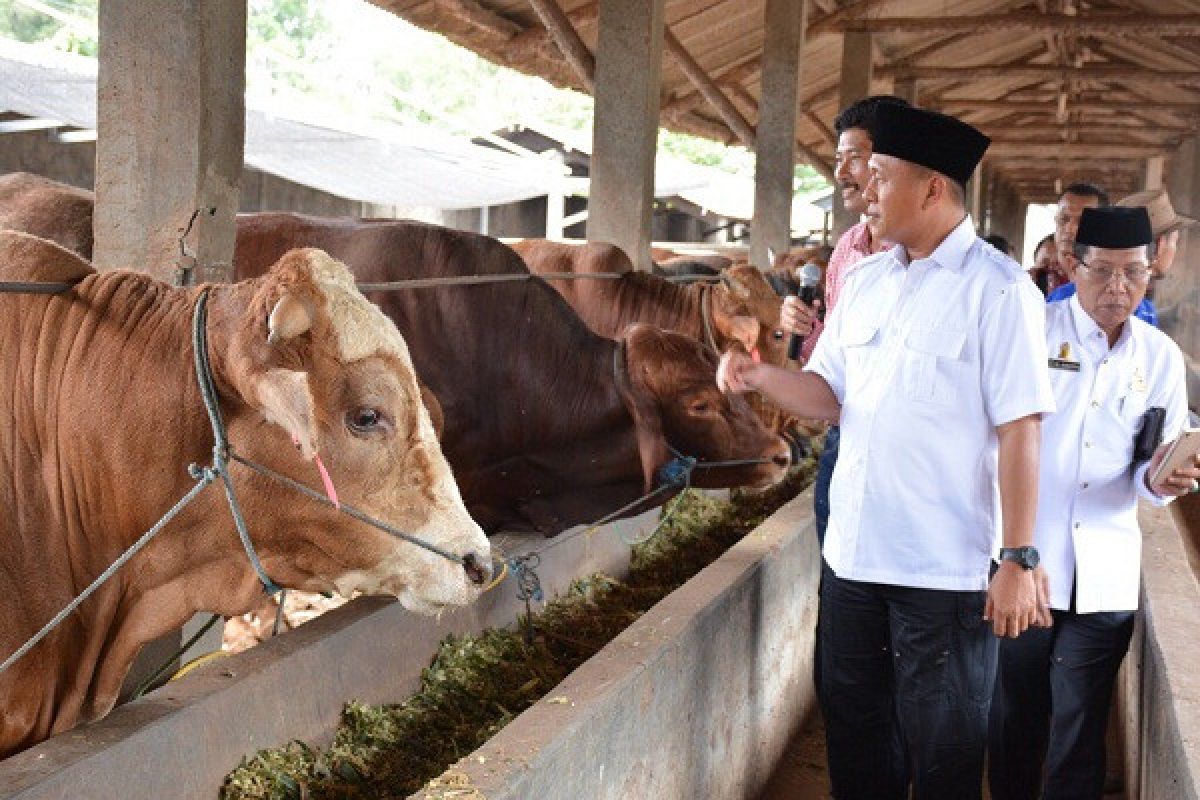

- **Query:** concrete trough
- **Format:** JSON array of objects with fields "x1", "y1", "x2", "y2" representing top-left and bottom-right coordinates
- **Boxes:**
[
  {"x1": 415, "y1": 488, "x2": 821, "y2": 800},
  {"x1": 1116, "y1": 501, "x2": 1200, "y2": 800},
  {"x1": 0, "y1": 508, "x2": 664, "y2": 800}
]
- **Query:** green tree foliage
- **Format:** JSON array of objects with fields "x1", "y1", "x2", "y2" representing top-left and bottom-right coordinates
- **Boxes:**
[{"x1": 0, "y1": 0, "x2": 97, "y2": 55}]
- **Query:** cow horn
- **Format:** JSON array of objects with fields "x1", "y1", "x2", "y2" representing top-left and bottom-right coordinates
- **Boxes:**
[{"x1": 267, "y1": 292, "x2": 313, "y2": 345}]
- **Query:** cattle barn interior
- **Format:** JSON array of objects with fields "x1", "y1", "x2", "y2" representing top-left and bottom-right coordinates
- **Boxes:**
[{"x1": 3, "y1": 0, "x2": 1200, "y2": 798}]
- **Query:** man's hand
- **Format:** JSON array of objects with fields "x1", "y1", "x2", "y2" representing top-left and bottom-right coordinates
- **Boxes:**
[
  {"x1": 716, "y1": 350, "x2": 762, "y2": 394},
  {"x1": 1032, "y1": 565, "x2": 1053, "y2": 628},
  {"x1": 780, "y1": 296, "x2": 819, "y2": 338},
  {"x1": 1152, "y1": 230, "x2": 1180, "y2": 279},
  {"x1": 985, "y1": 561, "x2": 1040, "y2": 638},
  {"x1": 1145, "y1": 441, "x2": 1200, "y2": 497}
]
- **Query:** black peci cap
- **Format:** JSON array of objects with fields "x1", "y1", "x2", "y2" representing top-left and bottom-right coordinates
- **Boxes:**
[
  {"x1": 1075, "y1": 206, "x2": 1154, "y2": 249},
  {"x1": 870, "y1": 104, "x2": 991, "y2": 187}
]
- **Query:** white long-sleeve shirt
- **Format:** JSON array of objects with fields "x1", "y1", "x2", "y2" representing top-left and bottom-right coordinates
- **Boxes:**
[
  {"x1": 1034, "y1": 296, "x2": 1188, "y2": 613},
  {"x1": 806, "y1": 216, "x2": 1056, "y2": 591}
]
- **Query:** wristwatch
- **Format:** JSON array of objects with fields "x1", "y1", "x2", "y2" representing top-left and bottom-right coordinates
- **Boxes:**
[{"x1": 998, "y1": 546, "x2": 1040, "y2": 570}]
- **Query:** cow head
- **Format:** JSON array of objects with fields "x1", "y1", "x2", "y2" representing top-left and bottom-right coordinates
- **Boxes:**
[
  {"x1": 615, "y1": 324, "x2": 790, "y2": 492},
  {"x1": 713, "y1": 265, "x2": 790, "y2": 368},
  {"x1": 215, "y1": 248, "x2": 490, "y2": 614}
]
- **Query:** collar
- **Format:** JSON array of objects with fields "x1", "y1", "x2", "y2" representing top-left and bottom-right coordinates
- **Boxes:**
[
  {"x1": 889, "y1": 214, "x2": 976, "y2": 272},
  {"x1": 1068, "y1": 293, "x2": 1134, "y2": 356}
]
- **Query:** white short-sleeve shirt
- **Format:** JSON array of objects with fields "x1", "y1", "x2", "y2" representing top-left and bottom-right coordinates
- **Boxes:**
[
  {"x1": 805, "y1": 215, "x2": 1056, "y2": 591},
  {"x1": 1034, "y1": 296, "x2": 1188, "y2": 613}
]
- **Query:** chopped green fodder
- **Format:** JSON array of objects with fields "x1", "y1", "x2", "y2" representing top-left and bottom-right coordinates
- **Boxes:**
[{"x1": 222, "y1": 460, "x2": 815, "y2": 800}]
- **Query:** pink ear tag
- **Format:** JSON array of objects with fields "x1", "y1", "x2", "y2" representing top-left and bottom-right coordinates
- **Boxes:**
[{"x1": 751, "y1": 347, "x2": 762, "y2": 364}]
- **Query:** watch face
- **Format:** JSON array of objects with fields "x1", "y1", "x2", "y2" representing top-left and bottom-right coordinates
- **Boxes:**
[{"x1": 1003, "y1": 547, "x2": 1039, "y2": 569}]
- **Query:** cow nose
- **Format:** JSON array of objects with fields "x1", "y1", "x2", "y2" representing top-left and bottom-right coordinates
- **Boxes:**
[
  {"x1": 462, "y1": 552, "x2": 491, "y2": 586},
  {"x1": 772, "y1": 452, "x2": 791, "y2": 468},
  {"x1": 771, "y1": 437, "x2": 793, "y2": 469}
]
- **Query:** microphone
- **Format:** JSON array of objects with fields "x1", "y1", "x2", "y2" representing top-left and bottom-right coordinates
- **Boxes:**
[
  {"x1": 787, "y1": 262, "x2": 822, "y2": 362},
  {"x1": 782, "y1": 262, "x2": 820, "y2": 362}
]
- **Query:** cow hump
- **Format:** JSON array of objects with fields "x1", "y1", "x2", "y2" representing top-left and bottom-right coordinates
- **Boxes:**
[{"x1": 0, "y1": 230, "x2": 94, "y2": 284}]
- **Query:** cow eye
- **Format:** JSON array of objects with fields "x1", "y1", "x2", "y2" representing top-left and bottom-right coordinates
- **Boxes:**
[
  {"x1": 690, "y1": 400, "x2": 715, "y2": 415},
  {"x1": 772, "y1": 329, "x2": 785, "y2": 341},
  {"x1": 346, "y1": 407, "x2": 384, "y2": 434}
]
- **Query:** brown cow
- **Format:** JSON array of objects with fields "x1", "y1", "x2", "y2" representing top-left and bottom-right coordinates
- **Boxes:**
[
  {"x1": 231, "y1": 214, "x2": 790, "y2": 535},
  {"x1": 0, "y1": 172, "x2": 93, "y2": 259},
  {"x1": 511, "y1": 239, "x2": 790, "y2": 368},
  {"x1": 0, "y1": 232, "x2": 490, "y2": 756}
]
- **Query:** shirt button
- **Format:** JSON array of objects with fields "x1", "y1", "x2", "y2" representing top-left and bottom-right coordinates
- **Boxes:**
[
  {"x1": 1091, "y1": 400, "x2": 1099, "y2": 408},
  {"x1": 1081, "y1": 482, "x2": 1089, "y2": 489},
  {"x1": 1074, "y1": 522, "x2": 1081, "y2": 529},
  {"x1": 1101, "y1": 359, "x2": 1109, "y2": 366},
  {"x1": 1084, "y1": 441, "x2": 1092, "y2": 448}
]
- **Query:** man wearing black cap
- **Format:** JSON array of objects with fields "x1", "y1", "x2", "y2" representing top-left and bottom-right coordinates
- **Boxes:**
[
  {"x1": 989, "y1": 206, "x2": 1195, "y2": 800},
  {"x1": 718, "y1": 105, "x2": 1055, "y2": 799}
]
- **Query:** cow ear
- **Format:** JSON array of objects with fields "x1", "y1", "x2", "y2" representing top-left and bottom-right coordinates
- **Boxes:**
[
  {"x1": 723, "y1": 315, "x2": 759, "y2": 353},
  {"x1": 267, "y1": 292, "x2": 314, "y2": 345},
  {"x1": 614, "y1": 344, "x2": 671, "y2": 493},
  {"x1": 254, "y1": 368, "x2": 319, "y2": 460}
]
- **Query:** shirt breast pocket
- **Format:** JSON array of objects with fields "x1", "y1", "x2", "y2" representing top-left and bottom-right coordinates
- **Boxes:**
[{"x1": 903, "y1": 327, "x2": 968, "y2": 406}]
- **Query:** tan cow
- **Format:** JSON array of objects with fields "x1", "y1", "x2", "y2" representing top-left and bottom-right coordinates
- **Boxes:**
[
  {"x1": 511, "y1": 239, "x2": 790, "y2": 368},
  {"x1": 0, "y1": 232, "x2": 490, "y2": 756}
]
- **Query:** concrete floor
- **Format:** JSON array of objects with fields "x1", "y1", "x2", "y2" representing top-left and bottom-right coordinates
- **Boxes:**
[
  {"x1": 756, "y1": 715, "x2": 1124, "y2": 800},
  {"x1": 756, "y1": 715, "x2": 829, "y2": 799}
]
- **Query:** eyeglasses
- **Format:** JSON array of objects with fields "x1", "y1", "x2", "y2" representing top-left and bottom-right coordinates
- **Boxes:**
[{"x1": 1077, "y1": 260, "x2": 1152, "y2": 286}]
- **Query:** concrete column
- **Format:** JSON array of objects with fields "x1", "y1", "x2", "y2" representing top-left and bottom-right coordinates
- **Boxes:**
[
  {"x1": 589, "y1": 0, "x2": 666, "y2": 271},
  {"x1": 1160, "y1": 135, "x2": 1200, "y2": 370},
  {"x1": 750, "y1": 0, "x2": 807, "y2": 269},
  {"x1": 831, "y1": 32, "x2": 872, "y2": 237},
  {"x1": 967, "y1": 165, "x2": 985, "y2": 226},
  {"x1": 1144, "y1": 155, "x2": 1165, "y2": 191},
  {"x1": 95, "y1": 1, "x2": 245, "y2": 284}
]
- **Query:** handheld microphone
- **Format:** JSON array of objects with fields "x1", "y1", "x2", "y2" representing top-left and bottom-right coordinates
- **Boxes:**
[{"x1": 787, "y1": 262, "x2": 822, "y2": 361}]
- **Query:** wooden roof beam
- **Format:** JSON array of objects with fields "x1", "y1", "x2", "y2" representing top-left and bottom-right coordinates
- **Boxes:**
[
  {"x1": 830, "y1": 12, "x2": 1200, "y2": 36},
  {"x1": 938, "y1": 99, "x2": 1200, "y2": 114},
  {"x1": 431, "y1": 0, "x2": 522, "y2": 40},
  {"x1": 881, "y1": 64, "x2": 1200, "y2": 86},
  {"x1": 508, "y1": 2, "x2": 598, "y2": 56},
  {"x1": 526, "y1": 0, "x2": 595, "y2": 91},
  {"x1": 662, "y1": 28, "x2": 756, "y2": 149}
]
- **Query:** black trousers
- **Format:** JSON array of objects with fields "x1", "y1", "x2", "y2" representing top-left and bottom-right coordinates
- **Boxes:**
[
  {"x1": 988, "y1": 608, "x2": 1135, "y2": 800},
  {"x1": 818, "y1": 564, "x2": 996, "y2": 800}
]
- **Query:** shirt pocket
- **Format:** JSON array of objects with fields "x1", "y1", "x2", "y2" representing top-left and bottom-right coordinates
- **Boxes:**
[
  {"x1": 903, "y1": 327, "x2": 968, "y2": 406},
  {"x1": 840, "y1": 326, "x2": 878, "y2": 388}
]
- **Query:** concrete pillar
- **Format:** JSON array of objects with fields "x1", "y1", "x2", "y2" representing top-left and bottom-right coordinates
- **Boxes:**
[
  {"x1": 95, "y1": 1, "x2": 245, "y2": 285},
  {"x1": 831, "y1": 32, "x2": 873, "y2": 237},
  {"x1": 1160, "y1": 135, "x2": 1200, "y2": 371},
  {"x1": 750, "y1": 0, "x2": 807, "y2": 269},
  {"x1": 1144, "y1": 155, "x2": 1165, "y2": 191},
  {"x1": 589, "y1": 0, "x2": 666, "y2": 271},
  {"x1": 967, "y1": 165, "x2": 985, "y2": 226}
]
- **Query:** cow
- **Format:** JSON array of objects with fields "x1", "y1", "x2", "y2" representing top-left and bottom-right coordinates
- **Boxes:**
[
  {"x1": 0, "y1": 231, "x2": 491, "y2": 756},
  {"x1": 652, "y1": 253, "x2": 734, "y2": 278},
  {"x1": 511, "y1": 239, "x2": 790, "y2": 368},
  {"x1": 0, "y1": 172, "x2": 93, "y2": 259},
  {"x1": 231, "y1": 214, "x2": 791, "y2": 536},
  {"x1": 509, "y1": 239, "x2": 818, "y2": 455}
]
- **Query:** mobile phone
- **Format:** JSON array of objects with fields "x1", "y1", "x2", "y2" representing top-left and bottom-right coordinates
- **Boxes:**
[{"x1": 1150, "y1": 428, "x2": 1200, "y2": 486}]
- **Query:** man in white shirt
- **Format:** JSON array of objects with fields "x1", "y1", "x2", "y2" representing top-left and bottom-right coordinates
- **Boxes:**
[
  {"x1": 988, "y1": 206, "x2": 1197, "y2": 800},
  {"x1": 719, "y1": 104, "x2": 1055, "y2": 799}
]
